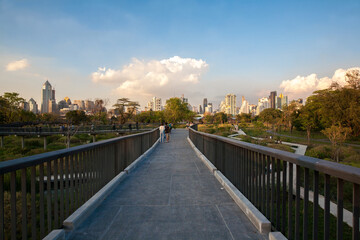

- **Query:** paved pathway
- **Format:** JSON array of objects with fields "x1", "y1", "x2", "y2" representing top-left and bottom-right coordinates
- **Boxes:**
[{"x1": 67, "y1": 129, "x2": 266, "y2": 240}]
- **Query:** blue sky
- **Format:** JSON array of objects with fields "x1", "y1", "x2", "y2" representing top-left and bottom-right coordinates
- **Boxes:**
[{"x1": 1, "y1": 0, "x2": 360, "y2": 109}]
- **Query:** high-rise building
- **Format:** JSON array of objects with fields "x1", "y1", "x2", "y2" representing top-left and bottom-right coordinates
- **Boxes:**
[
  {"x1": 256, "y1": 97, "x2": 269, "y2": 115},
  {"x1": 269, "y1": 91, "x2": 277, "y2": 109},
  {"x1": 146, "y1": 97, "x2": 162, "y2": 111},
  {"x1": 239, "y1": 98, "x2": 249, "y2": 114},
  {"x1": 224, "y1": 94, "x2": 236, "y2": 115},
  {"x1": 198, "y1": 104, "x2": 203, "y2": 114},
  {"x1": 84, "y1": 100, "x2": 95, "y2": 112},
  {"x1": 41, "y1": 80, "x2": 56, "y2": 113},
  {"x1": 73, "y1": 100, "x2": 85, "y2": 110},
  {"x1": 28, "y1": 98, "x2": 38, "y2": 114},
  {"x1": 180, "y1": 94, "x2": 188, "y2": 104},
  {"x1": 205, "y1": 102, "x2": 213, "y2": 113},
  {"x1": 20, "y1": 102, "x2": 30, "y2": 111},
  {"x1": 276, "y1": 93, "x2": 288, "y2": 109},
  {"x1": 203, "y1": 98, "x2": 207, "y2": 113}
]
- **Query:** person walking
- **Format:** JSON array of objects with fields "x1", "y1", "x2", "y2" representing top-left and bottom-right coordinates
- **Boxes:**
[
  {"x1": 159, "y1": 123, "x2": 165, "y2": 143},
  {"x1": 164, "y1": 123, "x2": 170, "y2": 142}
]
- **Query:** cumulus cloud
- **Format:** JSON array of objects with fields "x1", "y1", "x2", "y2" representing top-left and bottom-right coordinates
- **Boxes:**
[
  {"x1": 280, "y1": 67, "x2": 360, "y2": 99},
  {"x1": 92, "y1": 56, "x2": 208, "y2": 103},
  {"x1": 6, "y1": 59, "x2": 29, "y2": 71}
]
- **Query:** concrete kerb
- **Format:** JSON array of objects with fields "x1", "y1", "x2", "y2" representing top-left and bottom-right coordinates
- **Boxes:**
[
  {"x1": 42, "y1": 230, "x2": 65, "y2": 240},
  {"x1": 269, "y1": 232, "x2": 287, "y2": 240},
  {"x1": 44, "y1": 138, "x2": 161, "y2": 240},
  {"x1": 125, "y1": 139, "x2": 160, "y2": 173},
  {"x1": 187, "y1": 136, "x2": 272, "y2": 235},
  {"x1": 186, "y1": 137, "x2": 217, "y2": 173}
]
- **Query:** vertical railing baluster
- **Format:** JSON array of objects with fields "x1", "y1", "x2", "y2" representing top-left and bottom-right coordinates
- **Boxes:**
[
  {"x1": 70, "y1": 155, "x2": 74, "y2": 213},
  {"x1": 313, "y1": 170, "x2": 319, "y2": 240},
  {"x1": 282, "y1": 161, "x2": 287, "y2": 234},
  {"x1": 80, "y1": 151, "x2": 84, "y2": 205},
  {"x1": 276, "y1": 158, "x2": 280, "y2": 230},
  {"x1": 74, "y1": 153, "x2": 79, "y2": 209},
  {"x1": 21, "y1": 168, "x2": 27, "y2": 240},
  {"x1": 266, "y1": 156, "x2": 270, "y2": 219},
  {"x1": 46, "y1": 162, "x2": 52, "y2": 233},
  {"x1": 39, "y1": 164, "x2": 45, "y2": 238},
  {"x1": 353, "y1": 183, "x2": 359, "y2": 240},
  {"x1": 0, "y1": 175, "x2": 3, "y2": 240},
  {"x1": 337, "y1": 178, "x2": 343, "y2": 240},
  {"x1": 31, "y1": 166, "x2": 36, "y2": 240},
  {"x1": 11, "y1": 171, "x2": 16, "y2": 240},
  {"x1": 295, "y1": 165, "x2": 300, "y2": 240},
  {"x1": 271, "y1": 157, "x2": 275, "y2": 223},
  {"x1": 255, "y1": 152, "x2": 258, "y2": 207},
  {"x1": 65, "y1": 155, "x2": 70, "y2": 218},
  {"x1": 303, "y1": 168, "x2": 309, "y2": 240},
  {"x1": 324, "y1": 174, "x2": 330, "y2": 240},
  {"x1": 288, "y1": 162, "x2": 293, "y2": 240},
  {"x1": 262, "y1": 154, "x2": 266, "y2": 213},
  {"x1": 59, "y1": 157, "x2": 64, "y2": 224},
  {"x1": 54, "y1": 159, "x2": 59, "y2": 228}
]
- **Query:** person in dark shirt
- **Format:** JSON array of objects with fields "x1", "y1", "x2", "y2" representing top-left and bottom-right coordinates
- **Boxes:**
[{"x1": 164, "y1": 123, "x2": 170, "y2": 142}]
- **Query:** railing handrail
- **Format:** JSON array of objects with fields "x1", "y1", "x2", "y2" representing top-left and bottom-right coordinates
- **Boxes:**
[
  {"x1": 0, "y1": 128, "x2": 159, "y2": 175},
  {"x1": 189, "y1": 127, "x2": 360, "y2": 184}
]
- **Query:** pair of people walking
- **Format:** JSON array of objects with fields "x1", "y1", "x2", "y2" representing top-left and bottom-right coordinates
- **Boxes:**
[{"x1": 159, "y1": 122, "x2": 171, "y2": 143}]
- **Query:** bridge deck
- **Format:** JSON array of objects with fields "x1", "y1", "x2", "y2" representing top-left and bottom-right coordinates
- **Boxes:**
[{"x1": 66, "y1": 129, "x2": 266, "y2": 240}]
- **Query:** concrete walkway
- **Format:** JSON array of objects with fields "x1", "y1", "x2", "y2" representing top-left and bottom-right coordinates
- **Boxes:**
[{"x1": 66, "y1": 129, "x2": 266, "y2": 240}]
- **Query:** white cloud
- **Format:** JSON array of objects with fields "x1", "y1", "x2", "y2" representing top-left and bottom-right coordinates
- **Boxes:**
[
  {"x1": 6, "y1": 59, "x2": 29, "y2": 71},
  {"x1": 92, "y1": 56, "x2": 208, "y2": 104},
  {"x1": 279, "y1": 67, "x2": 360, "y2": 99}
]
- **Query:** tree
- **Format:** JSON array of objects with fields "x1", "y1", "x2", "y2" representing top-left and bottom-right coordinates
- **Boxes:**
[
  {"x1": 298, "y1": 99, "x2": 321, "y2": 144},
  {"x1": 0, "y1": 92, "x2": 25, "y2": 123},
  {"x1": 65, "y1": 110, "x2": 89, "y2": 125},
  {"x1": 281, "y1": 102, "x2": 299, "y2": 133},
  {"x1": 163, "y1": 98, "x2": 192, "y2": 123},
  {"x1": 321, "y1": 125, "x2": 351, "y2": 162},
  {"x1": 113, "y1": 98, "x2": 140, "y2": 124},
  {"x1": 259, "y1": 108, "x2": 282, "y2": 128},
  {"x1": 213, "y1": 112, "x2": 228, "y2": 124},
  {"x1": 204, "y1": 114, "x2": 214, "y2": 124}
]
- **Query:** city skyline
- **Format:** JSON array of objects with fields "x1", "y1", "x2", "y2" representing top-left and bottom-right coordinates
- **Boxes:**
[{"x1": 1, "y1": 1, "x2": 360, "y2": 108}]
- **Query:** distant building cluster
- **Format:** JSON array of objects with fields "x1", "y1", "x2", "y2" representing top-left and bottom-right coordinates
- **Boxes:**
[{"x1": 18, "y1": 80, "x2": 304, "y2": 118}]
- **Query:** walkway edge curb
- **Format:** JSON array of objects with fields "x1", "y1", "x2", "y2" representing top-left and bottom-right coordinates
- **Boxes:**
[
  {"x1": 43, "y1": 230, "x2": 65, "y2": 240},
  {"x1": 186, "y1": 137, "x2": 217, "y2": 173},
  {"x1": 187, "y1": 136, "x2": 271, "y2": 235},
  {"x1": 269, "y1": 232, "x2": 287, "y2": 240},
  {"x1": 59, "y1": 138, "x2": 160, "y2": 234},
  {"x1": 125, "y1": 139, "x2": 160, "y2": 173},
  {"x1": 62, "y1": 171, "x2": 127, "y2": 231}
]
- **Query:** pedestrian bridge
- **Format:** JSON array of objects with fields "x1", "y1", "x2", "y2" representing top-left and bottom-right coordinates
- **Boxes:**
[{"x1": 0, "y1": 126, "x2": 359, "y2": 239}]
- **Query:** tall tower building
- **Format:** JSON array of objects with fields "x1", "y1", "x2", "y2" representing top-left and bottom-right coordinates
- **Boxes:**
[
  {"x1": 198, "y1": 104, "x2": 203, "y2": 114},
  {"x1": 203, "y1": 98, "x2": 207, "y2": 113},
  {"x1": 28, "y1": 98, "x2": 38, "y2": 114},
  {"x1": 269, "y1": 91, "x2": 277, "y2": 109},
  {"x1": 41, "y1": 80, "x2": 56, "y2": 113},
  {"x1": 225, "y1": 94, "x2": 236, "y2": 115}
]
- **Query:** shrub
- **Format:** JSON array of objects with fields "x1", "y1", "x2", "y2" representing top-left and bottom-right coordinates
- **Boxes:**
[{"x1": 306, "y1": 145, "x2": 332, "y2": 159}]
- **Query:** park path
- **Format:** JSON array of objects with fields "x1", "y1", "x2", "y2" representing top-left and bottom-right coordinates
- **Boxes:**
[{"x1": 66, "y1": 129, "x2": 266, "y2": 240}]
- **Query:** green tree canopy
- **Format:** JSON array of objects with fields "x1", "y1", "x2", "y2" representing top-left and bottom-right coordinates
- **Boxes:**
[{"x1": 163, "y1": 98, "x2": 193, "y2": 123}]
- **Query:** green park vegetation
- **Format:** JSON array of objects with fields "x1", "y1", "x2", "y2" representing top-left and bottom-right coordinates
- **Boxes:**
[{"x1": 198, "y1": 69, "x2": 360, "y2": 168}]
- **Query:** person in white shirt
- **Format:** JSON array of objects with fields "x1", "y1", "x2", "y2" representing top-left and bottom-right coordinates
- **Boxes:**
[{"x1": 159, "y1": 123, "x2": 165, "y2": 143}]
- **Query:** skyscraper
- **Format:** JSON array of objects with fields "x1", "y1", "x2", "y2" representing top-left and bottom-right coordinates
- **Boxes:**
[
  {"x1": 203, "y1": 98, "x2": 207, "y2": 113},
  {"x1": 28, "y1": 98, "x2": 38, "y2": 114},
  {"x1": 41, "y1": 80, "x2": 56, "y2": 113},
  {"x1": 269, "y1": 91, "x2": 277, "y2": 109},
  {"x1": 276, "y1": 93, "x2": 288, "y2": 109},
  {"x1": 225, "y1": 94, "x2": 236, "y2": 115}
]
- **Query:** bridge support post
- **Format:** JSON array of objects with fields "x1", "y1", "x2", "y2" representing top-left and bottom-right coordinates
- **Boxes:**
[
  {"x1": 0, "y1": 136, "x2": 3, "y2": 148},
  {"x1": 21, "y1": 136, "x2": 25, "y2": 149},
  {"x1": 44, "y1": 136, "x2": 47, "y2": 150},
  {"x1": 92, "y1": 135, "x2": 96, "y2": 143}
]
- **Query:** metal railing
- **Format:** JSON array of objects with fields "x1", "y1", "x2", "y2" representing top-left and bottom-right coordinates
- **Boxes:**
[
  {"x1": 0, "y1": 128, "x2": 159, "y2": 240},
  {"x1": 189, "y1": 126, "x2": 360, "y2": 240}
]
